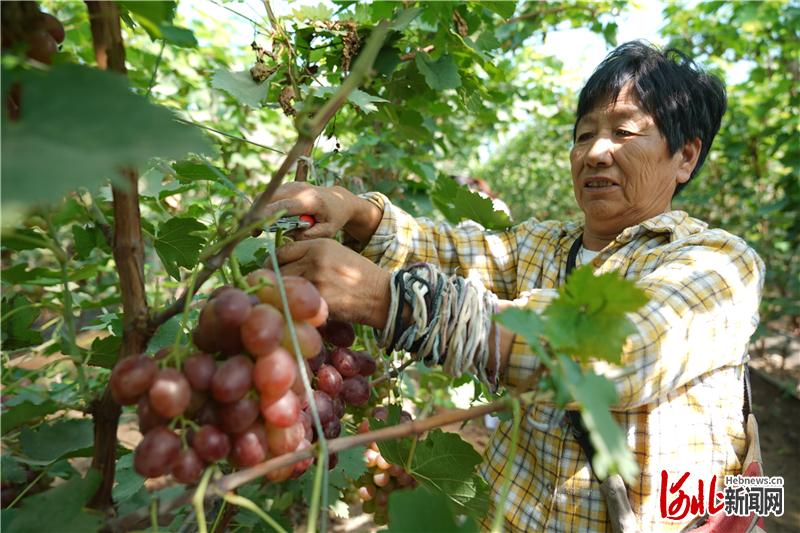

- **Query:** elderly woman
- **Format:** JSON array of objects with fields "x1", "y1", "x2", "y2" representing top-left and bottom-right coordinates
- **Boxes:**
[{"x1": 267, "y1": 41, "x2": 764, "y2": 532}]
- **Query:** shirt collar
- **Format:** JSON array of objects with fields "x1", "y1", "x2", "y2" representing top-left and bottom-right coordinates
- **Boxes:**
[{"x1": 617, "y1": 210, "x2": 708, "y2": 244}]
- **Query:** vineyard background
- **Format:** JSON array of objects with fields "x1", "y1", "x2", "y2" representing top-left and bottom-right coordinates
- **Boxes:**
[{"x1": 1, "y1": 1, "x2": 798, "y2": 532}]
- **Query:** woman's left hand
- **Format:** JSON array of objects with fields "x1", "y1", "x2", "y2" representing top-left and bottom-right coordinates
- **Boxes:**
[{"x1": 274, "y1": 239, "x2": 391, "y2": 329}]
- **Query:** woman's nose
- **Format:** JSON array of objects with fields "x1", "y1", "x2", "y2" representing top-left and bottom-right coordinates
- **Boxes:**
[{"x1": 586, "y1": 136, "x2": 614, "y2": 167}]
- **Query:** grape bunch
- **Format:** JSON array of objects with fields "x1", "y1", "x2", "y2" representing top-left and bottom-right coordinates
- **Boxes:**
[
  {"x1": 110, "y1": 269, "x2": 378, "y2": 484},
  {"x1": 1, "y1": 2, "x2": 65, "y2": 120},
  {"x1": 354, "y1": 406, "x2": 417, "y2": 525}
]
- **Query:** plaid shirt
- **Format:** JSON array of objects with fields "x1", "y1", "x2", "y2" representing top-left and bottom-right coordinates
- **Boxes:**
[{"x1": 359, "y1": 192, "x2": 764, "y2": 532}]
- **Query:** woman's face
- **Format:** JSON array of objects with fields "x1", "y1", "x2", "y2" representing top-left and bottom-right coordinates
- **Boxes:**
[{"x1": 570, "y1": 84, "x2": 699, "y2": 240}]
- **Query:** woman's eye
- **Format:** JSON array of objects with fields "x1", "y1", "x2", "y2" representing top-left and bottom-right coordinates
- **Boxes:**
[
  {"x1": 576, "y1": 132, "x2": 593, "y2": 142},
  {"x1": 616, "y1": 129, "x2": 634, "y2": 137}
]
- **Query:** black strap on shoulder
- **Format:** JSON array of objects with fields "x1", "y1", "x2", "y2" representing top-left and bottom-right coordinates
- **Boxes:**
[
  {"x1": 564, "y1": 234, "x2": 602, "y2": 481},
  {"x1": 743, "y1": 364, "x2": 752, "y2": 422}
]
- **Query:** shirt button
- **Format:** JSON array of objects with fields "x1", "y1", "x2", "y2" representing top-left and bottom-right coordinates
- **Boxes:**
[{"x1": 546, "y1": 482, "x2": 554, "y2": 492}]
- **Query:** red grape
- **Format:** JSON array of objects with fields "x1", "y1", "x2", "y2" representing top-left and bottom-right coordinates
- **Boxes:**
[
  {"x1": 149, "y1": 368, "x2": 191, "y2": 418},
  {"x1": 193, "y1": 425, "x2": 230, "y2": 463},
  {"x1": 194, "y1": 401, "x2": 219, "y2": 426},
  {"x1": 214, "y1": 288, "x2": 252, "y2": 329},
  {"x1": 375, "y1": 489, "x2": 389, "y2": 507},
  {"x1": 373, "y1": 471, "x2": 390, "y2": 488},
  {"x1": 316, "y1": 364, "x2": 343, "y2": 398},
  {"x1": 171, "y1": 448, "x2": 204, "y2": 484},
  {"x1": 354, "y1": 351, "x2": 377, "y2": 377},
  {"x1": 231, "y1": 423, "x2": 269, "y2": 467},
  {"x1": 253, "y1": 348, "x2": 296, "y2": 399},
  {"x1": 134, "y1": 427, "x2": 181, "y2": 478},
  {"x1": 332, "y1": 397, "x2": 345, "y2": 419},
  {"x1": 281, "y1": 321, "x2": 322, "y2": 359},
  {"x1": 323, "y1": 416, "x2": 341, "y2": 439},
  {"x1": 192, "y1": 325, "x2": 217, "y2": 354},
  {"x1": 291, "y1": 439, "x2": 314, "y2": 478},
  {"x1": 328, "y1": 452, "x2": 338, "y2": 470},
  {"x1": 318, "y1": 320, "x2": 355, "y2": 348},
  {"x1": 311, "y1": 390, "x2": 334, "y2": 425},
  {"x1": 307, "y1": 298, "x2": 329, "y2": 328},
  {"x1": 40, "y1": 13, "x2": 65, "y2": 44},
  {"x1": 330, "y1": 348, "x2": 359, "y2": 378},
  {"x1": 210, "y1": 355, "x2": 253, "y2": 403},
  {"x1": 299, "y1": 410, "x2": 313, "y2": 441},
  {"x1": 341, "y1": 376, "x2": 370, "y2": 406},
  {"x1": 137, "y1": 396, "x2": 167, "y2": 434},
  {"x1": 241, "y1": 304, "x2": 285, "y2": 357},
  {"x1": 358, "y1": 484, "x2": 376, "y2": 501},
  {"x1": 246, "y1": 269, "x2": 280, "y2": 307},
  {"x1": 282, "y1": 276, "x2": 322, "y2": 320},
  {"x1": 260, "y1": 390, "x2": 301, "y2": 428},
  {"x1": 110, "y1": 355, "x2": 157, "y2": 405},
  {"x1": 183, "y1": 352, "x2": 216, "y2": 391},
  {"x1": 308, "y1": 346, "x2": 328, "y2": 373},
  {"x1": 266, "y1": 421, "x2": 304, "y2": 456},
  {"x1": 265, "y1": 463, "x2": 294, "y2": 483},
  {"x1": 218, "y1": 396, "x2": 260, "y2": 434},
  {"x1": 372, "y1": 406, "x2": 389, "y2": 421}
]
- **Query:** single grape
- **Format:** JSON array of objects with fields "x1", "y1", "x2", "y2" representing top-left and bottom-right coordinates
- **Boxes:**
[
  {"x1": 266, "y1": 420, "x2": 304, "y2": 456},
  {"x1": 357, "y1": 419, "x2": 370, "y2": 435},
  {"x1": 341, "y1": 375, "x2": 370, "y2": 406},
  {"x1": 194, "y1": 401, "x2": 219, "y2": 426},
  {"x1": 149, "y1": 368, "x2": 191, "y2": 418},
  {"x1": 110, "y1": 355, "x2": 157, "y2": 405},
  {"x1": 193, "y1": 425, "x2": 231, "y2": 463},
  {"x1": 209, "y1": 285, "x2": 234, "y2": 299},
  {"x1": 332, "y1": 397, "x2": 344, "y2": 419},
  {"x1": 318, "y1": 320, "x2": 355, "y2": 348},
  {"x1": 260, "y1": 390, "x2": 301, "y2": 428},
  {"x1": 307, "y1": 298, "x2": 329, "y2": 328},
  {"x1": 323, "y1": 417, "x2": 341, "y2": 439},
  {"x1": 185, "y1": 390, "x2": 207, "y2": 419},
  {"x1": 265, "y1": 464, "x2": 294, "y2": 483},
  {"x1": 133, "y1": 427, "x2": 181, "y2": 478},
  {"x1": 308, "y1": 346, "x2": 328, "y2": 373},
  {"x1": 218, "y1": 396, "x2": 260, "y2": 435},
  {"x1": 316, "y1": 364, "x2": 343, "y2": 398},
  {"x1": 376, "y1": 454, "x2": 391, "y2": 471},
  {"x1": 299, "y1": 410, "x2": 313, "y2": 441},
  {"x1": 183, "y1": 352, "x2": 216, "y2": 391},
  {"x1": 358, "y1": 484, "x2": 376, "y2": 501},
  {"x1": 137, "y1": 396, "x2": 167, "y2": 434},
  {"x1": 290, "y1": 439, "x2": 314, "y2": 478},
  {"x1": 192, "y1": 325, "x2": 217, "y2": 354},
  {"x1": 354, "y1": 351, "x2": 377, "y2": 377},
  {"x1": 311, "y1": 390, "x2": 335, "y2": 425},
  {"x1": 328, "y1": 452, "x2": 338, "y2": 470},
  {"x1": 210, "y1": 355, "x2": 253, "y2": 403},
  {"x1": 400, "y1": 411, "x2": 413, "y2": 424},
  {"x1": 388, "y1": 464, "x2": 404, "y2": 478},
  {"x1": 253, "y1": 348, "x2": 296, "y2": 399},
  {"x1": 282, "y1": 276, "x2": 322, "y2": 320},
  {"x1": 214, "y1": 288, "x2": 252, "y2": 329},
  {"x1": 373, "y1": 471, "x2": 390, "y2": 488},
  {"x1": 375, "y1": 489, "x2": 389, "y2": 507},
  {"x1": 330, "y1": 348, "x2": 359, "y2": 378},
  {"x1": 171, "y1": 448, "x2": 204, "y2": 484},
  {"x1": 241, "y1": 304, "x2": 285, "y2": 357},
  {"x1": 231, "y1": 423, "x2": 269, "y2": 467},
  {"x1": 396, "y1": 470, "x2": 415, "y2": 488},
  {"x1": 372, "y1": 406, "x2": 389, "y2": 421},
  {"x1": 246, "y1": 269, "x2": 280, "y2": 307},
  {"x1": 39, "y1": 13, "x2": 65, "y2": 44},
  {"x1": 281, "y1": 321, "x2": 322, "y2": 359},
  {"x1": 364, "y1": 449, "x2": 380, "y2": 468},
  {"x1": 25, "y1": 30, "x2": 57, "y2": 64},
  {"x1": 291, "y1": 360, "x2": 311, "y2": 398}
]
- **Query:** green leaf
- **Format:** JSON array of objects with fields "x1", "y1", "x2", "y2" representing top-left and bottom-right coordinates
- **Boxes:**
[
  {"x1": 72, "y1": 224, "x2": 109, "y2": 260},
  {"x1": 233, "y1": 236, "x2": 270, "y2": 266},
  {"x1": 291, "y1": 4, "x2": 334, "y2": 21},
  {"x1": 313, "y1": 87, "x2": 388, "y2": 114},
  {"x1": 20, "y1": 419, "x2": 94, "y2": 463},
  {"x1": 1, "y1": 400, "x2": 58, "y2": 436},
  {"x1": 159, "y1": 25, "x2": 198, "y2": 48},
  {"x1": 87, "y1": 335, "x2": 121, "y2": 369},
  {"x1": 431, "y1": 175, "x2": 513, "y2": 230},
  {"x1": 0, "y1": 228, "x2": 50, "y2": 251},
  {"x1": 390, "y1": 7, "x2": 423, "y2": 30},
  {"x1": 147, "y1": 315, "x2": 183, "y2": 353},
  {"x1": 1, "y1": 295, "x2": 42, "y2": 350},
  {"x1": 386, "y1": 487, "x2": 478, "y2": 532},
  {"x1": 559, "y1": 357, "x2": 639, "y2": 483},
  {"x1": 1, "y1": 456, "x2": 28, "y2": 484},
  {"x1": 4, "y1": 471, "x2": 103, "y2": 533},
  {"x1": 113, "y1": 454, "x2": 146, "y2": 502},
  {"x1": 329, "y1": 445, "x2": 367, "y2": 489},
  {"x1": 118, "y1": 1, "x2": 195, "y2": 47},
  {"x1": 2, "y1": 65, "x2": 212, "y2": 207},
  {"x1": 484, "y1": 2, "x2": 516, "y2": 19},
  {"x1": 543, "y1": 267, "x2": 648, "y2": 363},
  {"x1": 415, "y1": 53, "x2": 462, "y2": 91},
  {"x1": 211, "y1": 69, "x2": 270, "y2": 108},
  {"x1": 154, "y1": 217, "x2": 207, "y2": 280}
]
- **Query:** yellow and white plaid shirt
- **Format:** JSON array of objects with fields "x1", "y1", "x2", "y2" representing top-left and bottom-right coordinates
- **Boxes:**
[{"x1": 358, "y1": 192, "x2": 764, "y2": 532}]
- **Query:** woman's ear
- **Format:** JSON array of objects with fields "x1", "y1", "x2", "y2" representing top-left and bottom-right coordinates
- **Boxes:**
[{"x1": 676, "y1": 138, "x2": 702, "y2": 184}]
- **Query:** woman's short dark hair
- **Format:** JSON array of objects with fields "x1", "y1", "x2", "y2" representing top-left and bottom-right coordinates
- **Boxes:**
[{"x1": 574, "y1": 41, "x2": 727, "y2": 196}]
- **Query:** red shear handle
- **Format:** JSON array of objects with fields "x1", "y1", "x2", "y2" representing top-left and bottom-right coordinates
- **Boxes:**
[{"x1": 299, "y1": 214, "x2": 316, "y2": 227}]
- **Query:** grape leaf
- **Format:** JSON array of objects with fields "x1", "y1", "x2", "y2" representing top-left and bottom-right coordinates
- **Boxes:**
[
  {"x1": 233, "y1": 236, "x2": 270, "y2": 266},
  {"x1": 147, "y1": 315, "x2": 183, "y2": 353},
  {"x1": 559, "y1": 356, "x2": 639, "y2": 483},
  {"x1": 415, "y1": 53, "x2": 462, "y2": 90},
  {"x1": 4, "y1": 471, "x2": 103, "y2": 533},
  {"x1": 113, "y1": 454, "x2": 145, "y2": 502},
  {"x1": 72, "y1": 224, "x2": 109, "y2": 259},
  {"x1": 117, "y1": 1, "x2": 196, "y2": 47},
  {"x1": 20, "y1": 419, "x2": 94, "y2": 463},
  {"x1": 212, "y1": 69, "x2": 270, "y2": 108},
  {"x1": 1, "y1": 295, "x2": 42, "y2": 350},
  {"x1": 543, "y1": 267, "x2": 648, "y2": 363},
  {"x1": 1, "y1": 456, "x2": 27, "y2": 484},
  {"x1": 386, "y1": 487, "x2": 478, "y2": 532},
  {"x1": 87, "y1": 335, "x2": 121, "y2": 369},
  {"x1": 0, "y1": 228, "x2": 50, "y2": 251},
  {"x1": 291, "y1": 4, "x2": 334, "y2": 21},
  {"x1": 431, "y1": 175, "x2": 513, "y2": 230},
  {"x1": 2, "y1": 65, "x2": 212, "y2": 207},
  {"x1": 0, "y1": 400, "x2": 58, "y2": 435},
  {"x1": 313, "y1": 87, "x2": 389, "y2": 114},
  {"x1": 484, "y1": 2, "x2": 516, "y2": 19},
  {"x1": 154, "y1": 217, "x2": 207, "y2": 280},
  {"x1": 390, "y1": 7, "x2": 423, "y2": 31}
]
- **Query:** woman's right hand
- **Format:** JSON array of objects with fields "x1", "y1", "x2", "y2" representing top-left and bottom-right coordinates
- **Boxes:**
[{"x1": 264, "y1": 182, "x2": 379, "y2": 243}]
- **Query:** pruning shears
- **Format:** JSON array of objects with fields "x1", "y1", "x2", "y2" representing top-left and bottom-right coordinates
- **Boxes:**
[{"x1": 267, "y1": 214, "x2": 315, "y2": 233}]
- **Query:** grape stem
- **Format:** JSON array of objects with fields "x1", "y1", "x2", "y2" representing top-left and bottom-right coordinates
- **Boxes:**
[
  {"x1": 224, "y1": 492, "x2": 289, "y2": 533},
  {"x1": 193, "y1": 467, "x2": 215, "y2": 533},
  {"x1": 370, "y1": 358, "x2": 416, "y2": 388},
  {"x1": 108, "y1": 394, "x2": 548, "y2": 532}
]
